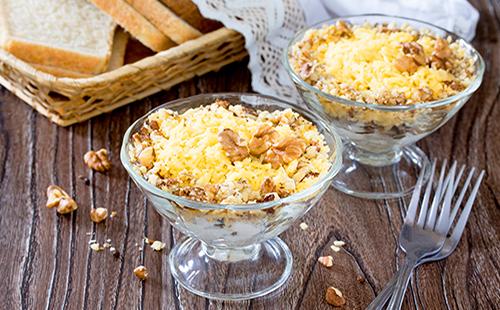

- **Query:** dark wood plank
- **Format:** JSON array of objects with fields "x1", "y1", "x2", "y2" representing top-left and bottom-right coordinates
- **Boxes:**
[{"x1": 0, "y1": 0, "x2": 499, "y2": 308}]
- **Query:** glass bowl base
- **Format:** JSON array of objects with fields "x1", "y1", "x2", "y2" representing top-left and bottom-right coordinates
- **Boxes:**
[
  {"x1": 169, "y1": 237, "x2": 293, "y2": 301},
  {"x1": 332, "y1": 145, "x2": 430, "y2": 199}
]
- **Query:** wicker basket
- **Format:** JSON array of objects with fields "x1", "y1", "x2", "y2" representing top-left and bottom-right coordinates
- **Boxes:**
[{"x1": 0, "y1": 28, "x2": 246, "y2": 126}]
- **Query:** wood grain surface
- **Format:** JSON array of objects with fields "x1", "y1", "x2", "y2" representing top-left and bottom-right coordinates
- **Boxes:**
[{"x1": 0, "y1": 0, "x2": 499, "y2": 309}]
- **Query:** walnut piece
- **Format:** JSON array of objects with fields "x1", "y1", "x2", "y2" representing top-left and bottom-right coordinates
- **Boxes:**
[
  {"x1": 214, "y1": 99, "x2": 230, "y2": 109},
  {"x1": 134, "y1": 266, "x2": 148, "y2": 281},
  {"x1": 90, "y1": 207, "x2": 108, "y2": 223},
  {"x1": 264, "y1": 137, "x2": 307, "y2": 168},
  {"x1": 394, "y1": 55, "x2": 418, "y2": 74},
  {"x1": 249, "y1": 125, "x2": 279, "y2": 155},
  {"x1": 401, "y1": 42, "x2": 426, "y2": 65},
  {"x1": 433, "y1": 38, "x2": 452, "y2": 60},
  {"x1": 325, "y1": 286, "x2": 346, "y2": 306},
  {"x1": 336, "y1": 20, "x2": 353, "y2": 37},
  {"x1": 218, "y1": 128, "x2": 249, "y2": 162},
  {"x1": 138, "y1": 146, "x2": 155, "y2": 169},
  {"x1": 260, "y1": 177, "x2": 276, "y2": 195},
  {"x1": 46, "y1": 185, "x2": 78, "y2": 214},
  {"x1": 84, "y1": 149, "x2": 111, "y2": 172},
  {"x1": 318, "y1": 256, "x2": 334, "y2": 268}
]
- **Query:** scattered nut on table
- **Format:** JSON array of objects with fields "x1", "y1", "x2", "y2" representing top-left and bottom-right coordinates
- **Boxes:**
[
  {"x1": 90, "y1": 207, "x2": 108, "y2": 223},
  {"x1": 325, "y1": 286, "x2": 346, "y2": 306},
  {"x1": 134, "y1": 266, "x2": 148, "y2": 281},
  {"x1": 150, "y1": 240, "x2": 165, "y2": 252},
  {"x1": 46, "y1": 185, "x2": 78, "y2": 214},
  {"x1": 84, "y1": 149, "x2": 111, "y2": 172},
  {"x1": 318, "y1": 256, "x2": 333, "y2": 268}
]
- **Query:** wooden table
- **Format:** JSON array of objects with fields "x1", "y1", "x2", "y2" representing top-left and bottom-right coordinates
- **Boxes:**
[{"x1": 1, "y1": 1, "x2": 499, "y2": 309}]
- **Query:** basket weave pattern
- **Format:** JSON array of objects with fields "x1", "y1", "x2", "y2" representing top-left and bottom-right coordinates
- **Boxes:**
[{"x1": 0, "y1": 28, "x2": 246, "y2": 126}]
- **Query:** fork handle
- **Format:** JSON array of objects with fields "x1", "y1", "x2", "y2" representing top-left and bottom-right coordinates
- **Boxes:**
[
  {"x1": 366, "y1": 275, "x2": 399, "y2": 310},
  {"x1": 387, "y1": 258, "x2": 417, "y2": 310}
]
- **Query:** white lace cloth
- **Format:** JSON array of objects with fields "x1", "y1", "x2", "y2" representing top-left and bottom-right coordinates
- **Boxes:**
[{"x1": 193, "y1": 0, "x2": 479, "y2": 102}]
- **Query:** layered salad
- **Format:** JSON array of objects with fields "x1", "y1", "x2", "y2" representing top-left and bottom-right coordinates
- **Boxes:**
[
  {"x1": 127, "y1": 100, "x2": 333, "y2": 246},
  {"x1": 288, "y1": 20, "x2": 476, "y2": 130}
]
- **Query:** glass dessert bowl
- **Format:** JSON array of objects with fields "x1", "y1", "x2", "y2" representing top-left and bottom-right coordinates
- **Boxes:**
[
  {"x1": 285, "y1": 14, "x2": 484, "y2": 199},
  {"x1": 120, "y1": 93, "x2": 342, "y2": 300}
]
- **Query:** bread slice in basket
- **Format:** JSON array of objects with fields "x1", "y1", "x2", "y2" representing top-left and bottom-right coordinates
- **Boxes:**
[
  {"x1": 90, "y1": 0, "x2": 176, "y2": 52},
  {"x1": 0, "y1": 0, "x2": 116, "y2": 75},
  {"x1": 30, "y1": 28, "x2": 130, "y2": 78}
]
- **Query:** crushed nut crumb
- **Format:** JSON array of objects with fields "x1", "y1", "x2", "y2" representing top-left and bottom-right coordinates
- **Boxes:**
[
  {"x1": 325, "y1": 286, "x2": 346, "y2": 306},
  {"x1": 318, "y1": 256, "x2": 333, "y2": 267},
  {"x1": 90, "y1": 207, "x2": 108, "y2": 223},
  {"x1": 84, "y1": 149, "x2": 111, "y2": 172},
  {"x1": 356, "y1": 275, "x2": 365, "y2": 284},
  {"x1": 90, "y1": 243, "x2": 102, "y2": 252},
  {"x1": 330, "y1": 245, "x2": 341, "y2": 252},
  {"x1": 110, "y1": 211, "x2": 117, "y2": 218},
  {"x1": 134, "y1": 266, "x2": 148, "y2": 280},
  {"x1": 110, "y1": 247, "x2": 120, "y2": 258},
  {"x1": 299, "y1": 222, "x2": 309, "y2": 230},
  {"x1": 150, "y1": 241, "x2": 166, "y2": 252},
  {"x1": 333, "y1": 240, "x2": 345, "y2": 247}
]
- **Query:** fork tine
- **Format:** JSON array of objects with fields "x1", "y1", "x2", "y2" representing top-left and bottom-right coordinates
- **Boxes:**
[
  {"x1": 418, "y1": 160, "x2": 447, "y2": 227},
  {"x1": 449, "y1": 170, "x2": 485, "y2": 241},
  {"x1": 419, "y1": 161, "x2": 437, "y2": 227},
  {"x1": 405, "y1": 163, "x2": 428, "y2": 225},
  {"x1": 449, "y1": 167, "x2": 476, "y2": 229},
  {"x1": 435, "y1": 162, "x2": 458, "y2": 233},
  {"x1": 426, "y1": 161, "x2": 457, "y2": 229}
]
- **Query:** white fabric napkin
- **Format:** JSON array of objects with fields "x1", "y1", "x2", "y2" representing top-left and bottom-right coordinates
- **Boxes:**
[
  {"x1": 314, "y1": 0, "x2": 479, "y2": 41},
  {"x1": 193, "y1": 0, "x2": 479, "y2": 101}
]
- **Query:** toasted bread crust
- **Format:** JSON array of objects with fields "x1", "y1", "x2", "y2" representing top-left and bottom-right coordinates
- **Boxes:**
[
  {"x1": 126, "y1": 0, "x2": 202, "y2": 44},
  {"x1": 160, "y1": 0, "x2": 222, "y2": 33},
  {"x1": 4, "y1": 39, "x2": 109, "y2": 74},
  {"x1": 91, "y1": 0, "x2": 176, "y2": 52}
]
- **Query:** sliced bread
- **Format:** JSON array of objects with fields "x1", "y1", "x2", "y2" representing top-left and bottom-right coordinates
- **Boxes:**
[
  {"x1": 0, "y1": 0, "x2": 116, "y2": 75},
  {"x1": 125, "y1": 0, "x2": 202, "y2": 44},
  {"x1": 31, "y1": 27, "x2": 130, "y2": 78},
  {"x1": 90, "y1": 0, "x2": 176, "y2": 52},
  {"x1": 160, "y1": 0, "x2": 223, "y2": 33}
]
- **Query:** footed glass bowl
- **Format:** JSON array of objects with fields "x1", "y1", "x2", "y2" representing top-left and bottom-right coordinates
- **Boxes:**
[
  {"x1": 284, "y1": 14, "x2": 484, "y2": 199},
  {"x1": 120, "y1": 93, "x2": 343, "y2": 300}
]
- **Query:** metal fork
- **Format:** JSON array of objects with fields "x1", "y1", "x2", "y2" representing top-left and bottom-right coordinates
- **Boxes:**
[{"x1": 368, "y1": 162, "x2": 485, "y2": 309}]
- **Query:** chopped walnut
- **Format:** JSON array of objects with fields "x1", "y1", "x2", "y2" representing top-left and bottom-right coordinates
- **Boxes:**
[
  {"x1": 46, "y1": 185, "x2": 78, "y2": 214},
  {"x1": 148, "y1": 120, "x2": 160, "y2": 130},
  {"x1": 394, "y1": 55, "x2": 418, "y2": 74},
  {"x1": 260, "y1": 178, "x2": 276, "y2": 195},
  {"x1": 356, "y1": 275, "x2": 365, "y2": 284},
  {"x1": 215, "y1": 99, "x2": 230, "y2": 109},
  {"x1": 433, "y1": 38, "x2": 452, "y2": 60},
  {"x1": 133, "y1": 266, "x2": 148, "y2": 281},
  {"x1": 401, "y1": 42, "x2": 426, "y2": 65},
  {"x1": 416, "y1": 87, "x2": 433, "y2": 101},
  {"x1": 264, "y1": 137, "x2": 307, "y2": 168},
  {"x1": 336, "y1": 20, "x2": 353, "y2": 37},
  {"x1": 299, "y1": 222, "x2": 308, "y2": 230},
  {"x1": 218, "y1": 128, "x2": 249, "y2": 162},
  {"x1": 325, "y1": 287, "x2": 346, "y2": 306},
  {"x1": 83, "y1": 149, "x2": 111, "y2": 172},
  {"x1": 318, "y1": 256, "x2": 334, "y2": 268},
  {"x1": 138, "y1": 146, "x2": 155, "y2": 169},
  {"x1": 299, "y1": 62, "x2": 317, "y2": 79},
  {"x1": 90, "y1": 207, "x2": 108, "y2": 223},
  {"x1": 249, "y1": 125, "x2": 279, "y2": 155}
]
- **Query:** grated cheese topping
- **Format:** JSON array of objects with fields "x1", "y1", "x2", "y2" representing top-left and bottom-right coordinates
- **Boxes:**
[
  {"x1": 129, "y1": 101, "x2": 332, "y2": 204},
  {"x1": 289, "y1": 21, "x2": 476, "y2": 105}
]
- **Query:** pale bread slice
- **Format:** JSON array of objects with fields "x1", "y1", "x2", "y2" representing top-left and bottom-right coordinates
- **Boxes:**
[
  {"x1": 90, "y1": 0, "x2": 176, "y2": 52},
  {"x1": 160, "y1": 0, "x2": 222, "y2": 33},
  {"x1": 125, "y1": 0, "x2": 202, "y2": 44},
  {"x1": 31, "y1": 28, "x2": 130, "y2": 78},
  {"x1": 107, "y1": 28, "x2": 129, "y2": 71},
  {"x1": 0, "y1": 0, "x2": 116, "y2": 75}
]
